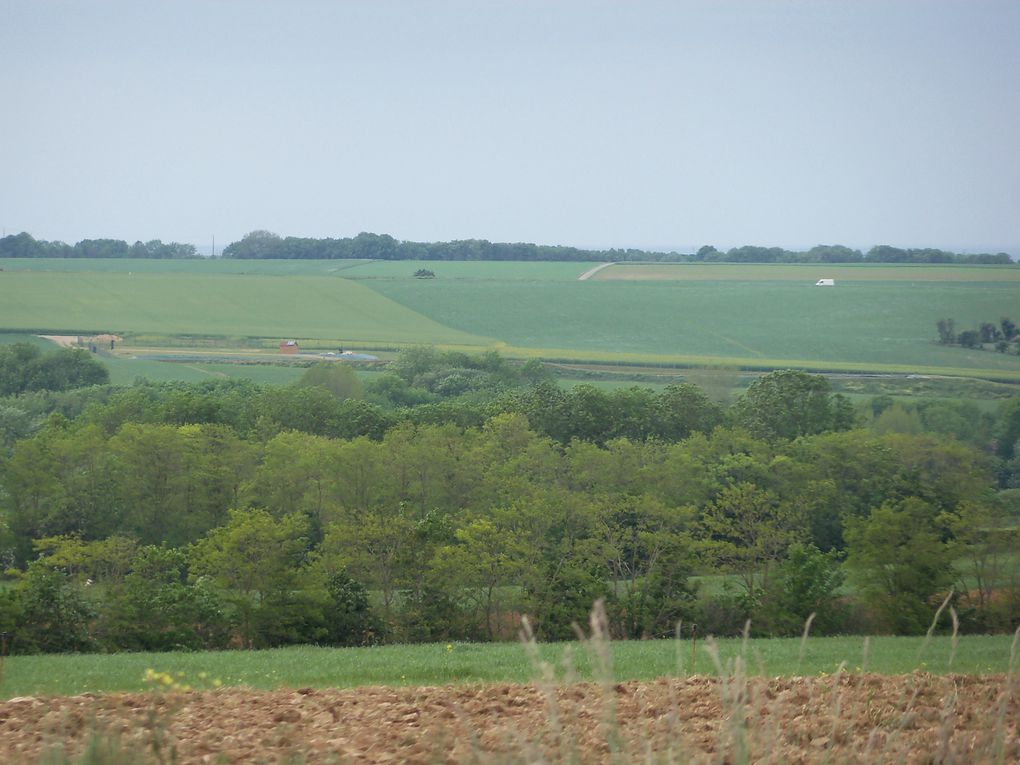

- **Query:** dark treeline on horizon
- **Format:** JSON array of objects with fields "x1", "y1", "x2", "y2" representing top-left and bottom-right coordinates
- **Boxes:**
[
  {"x1": 221, "y1": 231, "x2": 1015, "y2": 264},
  {"x1": 0, "y1": 232, "x2": 198, "y2": 259},
  {"x1": 1, "y1": 230, "x2": 1013, "y2": 264}
]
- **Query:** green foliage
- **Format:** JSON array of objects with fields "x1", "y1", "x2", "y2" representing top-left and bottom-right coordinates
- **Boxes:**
[
  {"x1": 845, "y1": 498, "x2": 956, "y2": 634},
  {"x1": 0, "y1": 343, "x2": 108, "y2": 396},
  {"x1": 735, "y1": 370, "x2": 854, "y2": 441},
  {"x1": 1, "y1": 365, "x2": 1016, "y2": 651},
  {"x1": 14, "y1": 564, "x2": 96, "y2": 653},
  {"x1": 0, "y1": 231, "x2": 197, "y2": 259},
  {"x1": 699, "y1": 483, "x2": 802, "y2": 602},
  {"x1": 189, "y1": 508, "x2": 317, "y2": 647},
  {"x1": 759, "y1": 543, "x2": 846, "y2": 636},
  {"x1": 295, "y1": 362, "x2": 364, "y2": 401},
  {"x1": 323, "y1": 568, "x2": 382, "y2": 646},
  {"x1": 217, "y1": 229, "x2": 1012, "y2": 264}
]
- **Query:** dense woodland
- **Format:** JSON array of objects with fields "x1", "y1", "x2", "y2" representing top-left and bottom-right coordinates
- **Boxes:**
[
  {"x1": 2, "y1": 230, "x2": 1013, "y2": 264},
  {"x1": 0, "y1": 346, "x2": 1018, "y2": 654}
]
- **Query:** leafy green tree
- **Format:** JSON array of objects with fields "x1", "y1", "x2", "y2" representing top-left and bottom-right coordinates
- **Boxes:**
[
  {"x1": 322, "y1": 567, "x2": 382, "y2": 645},
  {"x1": 512, "y1": 492, "x2": 610, "y2": 640},
  {"x1": 872, "y1": 403, "x2": 923, "y2": 435},
  {"x1": 0, "y1": 343, "x2": 108, "y2": 396},
  {"x1": 845, "y1": 497, "x2": 955, "y2": 634},
  {"x1": 699, "y1": 482, "x2": 802, "y2": 605},
  {"x1": 4, "y1": 421, "x2": 123, "y2": 562},
  {"x1": 958, "y1": 330, "x2": 981, "y2": 349},
  {"x1": 735, "y1": 370, "x2": 852, "y2": 441},
  {"x1": 429, "y1": 517, "x2": 523, "y2": 640},
  {"x1": 296, "y1": 362, "x2": 364, "y2": 401},
  {"x1": 654, "y1": 383, "x2": 723, "y2": 440},
  {"x1": 942, "y1": 501, "x2": 1019, "y2": 629},
  {"x1": 14, "y1": 563, "x2": 96, "y2": 653},
  {"x1": 936, "y1": 318, "x2": 956, "y2": 345},
  {"x1": 103, "y1": 546, "x2": 231, "y2": 651},
  {"x1": 979, "y1": 322, "x2": 1002, "y2": 343},
  {"x1": 760, "y1": 543, "x2": 845, "y2": 635},
  {"x1": 319, "y1": 510, "x2": 416, "y2": 623},
  {"x1": 189, "y1": 508, "x2": 316, "y2": 646}
]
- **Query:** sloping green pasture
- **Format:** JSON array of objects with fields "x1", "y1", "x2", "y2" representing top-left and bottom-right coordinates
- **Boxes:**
[
  {"x1": 0, "y1": 271, "x2": 491, "y2": 346},
  {"x1": 2, "y1": 261, "x2": 1019, "y2": 379},
  {"x1": 366, "y1": 278, "x2": 1020, "y2": 375}
]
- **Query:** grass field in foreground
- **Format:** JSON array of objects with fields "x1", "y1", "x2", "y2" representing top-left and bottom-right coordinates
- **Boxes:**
[{"x1": 1, "y1": 634, "x2": 1014, "y2": 699}]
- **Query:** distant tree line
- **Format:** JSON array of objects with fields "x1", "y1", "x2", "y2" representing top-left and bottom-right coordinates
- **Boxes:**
[
  {"x1": 937, "y1": 317, "x2": 1020, "y2": 353},
  {"x1": 0, "y1": 232, "x2": 198, "y2": 259},
  {"x1": 3, "y1": 229, "x2": 1013, "y2": 264},
  {"x1": 220, "y1": 230, "x2": 1015, "y2": 264}
]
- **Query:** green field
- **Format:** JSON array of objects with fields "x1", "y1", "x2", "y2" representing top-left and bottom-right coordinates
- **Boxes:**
[
  {"x1": 0, "y1": 257, "x2": 597, "y2": 280},
  {"x1": 2, "y1": 260, "x2": 1019, "y2": 380},
  {"x1": 368, "y1": 278, "x2": 1020, "y2": 374},
  {"x1": 597, "y1": 263, "x2": 1020, "y2": 282},
  {"x1": 1, "y1": 634, "x2": 1013, "y2": 699},
  {"x1": 0, "y1": 257, "x2": 376, "y2": 276},
  {"x1": 338, "y1": 259, "x2": 598, "y2": 281},
  {"x1": 0, "y1": 271, "x2": 490, "y2": 346}
]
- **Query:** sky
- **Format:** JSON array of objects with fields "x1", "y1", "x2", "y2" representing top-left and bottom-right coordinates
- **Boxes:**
[{"x1": 1, "y1": 0, "x2": 1018, "y2": 254}]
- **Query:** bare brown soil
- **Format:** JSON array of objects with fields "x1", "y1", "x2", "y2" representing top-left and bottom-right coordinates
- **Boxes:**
[{"x1": 1, "y1": 674, "x2": 1016, "y2": 764}]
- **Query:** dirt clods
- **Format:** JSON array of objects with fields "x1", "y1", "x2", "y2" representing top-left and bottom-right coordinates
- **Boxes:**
[{"x1": 0, "y1": 673, "x2": 1016, "y2": 763}]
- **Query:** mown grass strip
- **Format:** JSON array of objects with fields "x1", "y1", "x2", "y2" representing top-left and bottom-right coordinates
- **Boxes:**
[{"x1": 1, "y1": 634, "x2": 1013, "y2": 699}]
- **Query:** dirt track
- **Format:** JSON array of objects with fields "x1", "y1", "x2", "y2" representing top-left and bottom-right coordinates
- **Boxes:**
[{"x1": 1, "y1": 674, "x2": 1017, "y2": 764}]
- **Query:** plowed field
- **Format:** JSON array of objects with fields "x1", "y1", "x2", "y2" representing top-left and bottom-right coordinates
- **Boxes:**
[{"x1": 1, "y1": 674, "x2": 1016, "y2": 764}]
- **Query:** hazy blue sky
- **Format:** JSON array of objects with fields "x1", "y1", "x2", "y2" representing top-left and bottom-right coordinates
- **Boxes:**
[{"x1": 2, "y1": 0, "x2": 1018, "y2": 253}]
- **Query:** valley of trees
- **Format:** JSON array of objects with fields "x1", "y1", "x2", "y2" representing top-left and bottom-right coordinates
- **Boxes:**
[{"x1": 1, "y1": 347, "x2": 1018, "y2": 654}]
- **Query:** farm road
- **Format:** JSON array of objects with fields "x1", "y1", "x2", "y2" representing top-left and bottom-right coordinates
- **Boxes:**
[{"x1": 577, "y1": 262, "x2": 614, "y2": 280}]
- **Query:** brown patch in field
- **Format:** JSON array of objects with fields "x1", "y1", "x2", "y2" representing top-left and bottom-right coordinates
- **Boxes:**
[{"x1": 1, "y1": 674, "x2": 1017, "y2": 763}]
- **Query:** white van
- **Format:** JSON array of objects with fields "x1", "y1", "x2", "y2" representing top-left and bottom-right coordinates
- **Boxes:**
[{"x1": 815, "y1": 278, "x2": 835, "y2": 286}]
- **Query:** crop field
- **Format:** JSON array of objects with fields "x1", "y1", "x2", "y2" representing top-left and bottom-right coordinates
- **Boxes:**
[
  {"x1": 595, "y1": 262, "x2": 1020, "y2": 282},
  {"x1": 338, "y1": 259, "x2": 599, "y2": 281},
  {"x1": 368, "y1": 278, "x2": 1020, "y2": 375},
  {"x1": 0, "y1": 271, "x2": 490, "y2": 346},
  {"x1": 2, "y1": 260, "x2": 1019, "y2": 380},
  {"x1": 0, "y1": 257, "x2": 376, "y2": 276}
]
